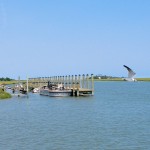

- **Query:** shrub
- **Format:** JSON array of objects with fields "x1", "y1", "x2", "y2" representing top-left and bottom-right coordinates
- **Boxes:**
[{"x1": 0, "y1": 88, "x2": 12, "y2": 99}]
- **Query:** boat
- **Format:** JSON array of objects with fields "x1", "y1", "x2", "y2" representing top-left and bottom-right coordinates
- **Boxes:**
[
  {"x1": 32, "y1": 88, "x2": 40, "y2": 93},
  {"x1": 6, "y1": 87, "x2": 28, "y2": 97},
  {"x1": 40, "y1": 82, "x2": 72, "y2": 97},
  {"x1": 19, "y1": 88, "x2": 27, "y2": 94}
]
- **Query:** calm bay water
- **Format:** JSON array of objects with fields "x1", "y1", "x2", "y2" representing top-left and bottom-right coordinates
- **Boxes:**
[{"x1": 0, "y1": 82, "x2": 150, "y2": 150}]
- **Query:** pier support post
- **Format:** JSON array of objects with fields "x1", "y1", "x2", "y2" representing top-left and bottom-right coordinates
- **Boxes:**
[
  {"x1": 91, "y1": 74, "x2": 94, "y2": 95},
  {"x1": 75, "y1": 75, "x2": 77, "y2": 89},
  {"x1": 68, "y1": 75, "x2": 71, "y2": 89},
  {"x1": 86, "y1": 74, "x2": 89, "y2": 89},
  {"x1": 82, "y1": 74, "x2": 85, "y2": 89},
  {"x1": 71, "y1": 89, "x2": 74, "y2": 96},
  {"x1": 75, "y1": 89, "x2": 79, "y2": 97},
  {"x1": 71, "y1": 75, "x2": 74, "y2": 89},
  {"x1": 65, "y1": 75, "x2": 67, "y2": 89}
]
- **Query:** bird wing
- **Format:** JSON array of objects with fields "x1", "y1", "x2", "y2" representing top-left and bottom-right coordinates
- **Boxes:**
[{"x1": 123, "y1": 65, "x2": 136, "y2": 78}]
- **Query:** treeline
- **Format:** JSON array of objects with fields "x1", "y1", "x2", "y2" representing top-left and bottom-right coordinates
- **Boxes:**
[
  {"x1": 93, "y1": 75, "x2": 121, "y2": 79},
  {"x1": 0, "y1": 77, "x2": 13, "y2": 81}
]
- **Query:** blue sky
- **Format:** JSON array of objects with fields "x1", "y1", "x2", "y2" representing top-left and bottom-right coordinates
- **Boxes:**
[{"x1": 0, "y1": 0, "x2": 150, "y2": 79}]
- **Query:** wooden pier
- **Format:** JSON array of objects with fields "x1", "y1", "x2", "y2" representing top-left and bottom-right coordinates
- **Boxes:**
[{"x1": 28, "y1": 74, "x2": 94, "y2": 96}]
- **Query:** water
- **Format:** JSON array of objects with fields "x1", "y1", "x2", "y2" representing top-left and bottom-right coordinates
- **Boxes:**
[{"x1": 0, "y1": 82, "x2": 150, "y2": 150}]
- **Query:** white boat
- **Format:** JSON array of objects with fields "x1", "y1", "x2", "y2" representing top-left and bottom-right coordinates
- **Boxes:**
[
  {"x1": 40, "y1": 89, "x2": 72, "y2": 97},
  {"x1": 40, "y1": 82, "x2": 72, "y2": 97},
  {"x1": 32, "y1": 88, "x2": 40, "y2": 93}
]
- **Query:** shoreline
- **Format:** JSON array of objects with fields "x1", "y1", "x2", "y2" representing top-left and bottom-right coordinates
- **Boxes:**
[
  {"x1": 94, "y1": 78, "x2": 150, "y2": 82},
  {"x1": 1, "y1": 78, "x2": 150, "y2": 85}
]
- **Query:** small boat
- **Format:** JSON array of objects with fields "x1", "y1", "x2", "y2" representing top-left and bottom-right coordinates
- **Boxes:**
[
  {"x1": 40, "y1": 82, "x2": 72, "y2": 97},
  {"x1": 8, "y1": 88, "x2": 28, "y2": 97},
  {"x1": 6, "y1": 86, "x2": 11, "y2": 89},
  {"x1": 32, "y1": 88, "x2": 40, "y2": 93}
]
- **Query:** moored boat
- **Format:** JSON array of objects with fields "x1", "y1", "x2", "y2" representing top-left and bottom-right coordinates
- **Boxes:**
[
  {"x1": 32, "y1": 88, "x2": 40, "y2": 93},
  {"x1": 40, "y1": 82, "x2": 72, "y2": 97},
  {"x1": 40, "y1": 89, "x2": 72, "y2": 97}
]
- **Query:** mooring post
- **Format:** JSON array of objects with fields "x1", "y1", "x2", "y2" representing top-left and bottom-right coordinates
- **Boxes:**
[
  {"x1": 86, "y1": 74, "x2": 89, "y2": 89},
  {"x1": 68, "y1": 75, "x2": 71, "y2": 89},
  {"x1": 59, "y1": 76, "x2": 60, "y2": 84},
  {"x1": 46, "y1": 77, "x2": 48, "y2": 84},
  {"x1": 62, "y1": 76, "x2": 64, "y2": 86},
  {"x1": 75, "y1": 75, "x2": 77, "y2": 89},
  {"x1": 61, "y1": 76, "x2": 63, "y2": 84},
  {"x1": 76, "y1": 88, "x2": 79, "y2": 96},
  {"x1": 54, "y1": 76, "x2": 56, "y2": 84},
  {"x1": 56, "y1": 76, "x2": 59, "y2": 84},
  {"x1": 78, "y1": 74, "x2": 81, "y2": 89},
  {"x1": 59, "y1": 76, "x2": 61, "y2": 84},
  {"x1": 76, "y1": 78, "x2": 80, "y2": 97},
  {"x1": 65, "y1": 75, "x2": 67, "y2": 89},
  {"x1": 91, "y1": 74, "x2": 94, "y2": 95},
  {"x1": 56, "y1": 76, "x2": 58, "y2": 84},
  {"x1": 82, "y1": 74, "x2": 85, "y2": 89},
  {"x1": 72, "y1": 75, "x2": 75, "y2": 96},
  {"x1": 71, "y1": 75, "x2": 73, "y2": 89},
  {"x1": 53, "y1": 76, "x2": 55, "y2": 84}
]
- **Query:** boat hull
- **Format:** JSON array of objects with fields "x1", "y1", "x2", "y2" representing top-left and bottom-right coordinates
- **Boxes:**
[{"x1": 40, "y1": 89, "x2": 72, "y2": 97}]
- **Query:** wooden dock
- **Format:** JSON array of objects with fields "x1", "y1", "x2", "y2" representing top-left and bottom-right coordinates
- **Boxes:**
[{"x1": 28, "y1": 74, "x2": 94, "y2": 96}]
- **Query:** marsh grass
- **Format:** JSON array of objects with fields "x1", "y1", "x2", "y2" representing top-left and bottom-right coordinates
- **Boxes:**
[
  {"x1": 136, "y1": 78, "x2": 150, "y2": 81},
  {"x1": 0, "y1": 88, "x2": 11, "y2": 99},
  {"x1": 94, "y1": 78, "x2": 150, "y2": 81},
  {"x1": 0, "y1": 80, "x2": 18, "y2": 85}
]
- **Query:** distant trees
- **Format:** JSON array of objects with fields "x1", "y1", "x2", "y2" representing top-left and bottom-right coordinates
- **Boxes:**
[
  {"x1": 0, "y1": 77, "x2": 13, "y2": 81},
  {"x1": 93, "y1": 75, "x2": 109, "y2": 79},
  {"x1": 93, "y1": 75, "x2": 120, "y2": 79}
]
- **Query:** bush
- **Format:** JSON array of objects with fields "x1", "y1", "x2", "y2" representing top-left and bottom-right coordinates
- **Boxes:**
[{"x1": 0, "y1": 88, "x2": 12, "y2": 99}]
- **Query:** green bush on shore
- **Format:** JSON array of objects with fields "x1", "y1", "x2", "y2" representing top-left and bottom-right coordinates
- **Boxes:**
[{"x1": 0, "y1": 88, "x2": 12, "y2": 99}]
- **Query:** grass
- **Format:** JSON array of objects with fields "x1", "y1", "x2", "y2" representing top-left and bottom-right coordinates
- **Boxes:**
[
  {"x1": 94, "y1": 78, "x2": 122, "y2": 81},
  {"x1": 94, "y1": 78, "x2": 150, "y2": 81},
  {"x1": 0, "y1": 88, "x2": 12, "y2": 99},
  {"x1": 0, "y1": 80, "x2": 27, "y2": 85},
  {"x1": 136, "y1": 78, "x2": 150, "y2": 81},
  {"x1": 0, "y1": 80, "x2": 17, "y2": 85}
]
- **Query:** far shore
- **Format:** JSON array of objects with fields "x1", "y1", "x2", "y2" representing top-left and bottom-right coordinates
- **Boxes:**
[
  {"x1": 0, "y1": 78, "x2": 150, "y2": 85},
  {"x1": 94, "y1": 78, "x2": 150, "y2": 81}
]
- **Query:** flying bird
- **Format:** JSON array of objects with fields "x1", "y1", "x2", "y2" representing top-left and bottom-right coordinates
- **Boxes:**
[{"x1": 123, "y1": 65, "x2": 137, "y2": 81}]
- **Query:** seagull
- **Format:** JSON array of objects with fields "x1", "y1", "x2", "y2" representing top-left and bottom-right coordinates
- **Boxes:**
[{"x1": 123, "y1": 65, "x2": 137, "y2": 81}]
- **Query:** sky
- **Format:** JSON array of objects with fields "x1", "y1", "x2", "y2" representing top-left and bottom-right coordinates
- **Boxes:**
[{"x1": 0, "y1": 0, "x2": 150, "y2": 79}]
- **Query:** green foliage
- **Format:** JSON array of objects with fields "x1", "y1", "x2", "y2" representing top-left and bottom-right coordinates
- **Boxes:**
[
  {"x1": 0, "y1": 88, "x2": 12, "y2": 99},
  {"x1": 136, "y1": 78, "x2": 150, "y2": 81},
  {"x1": 0, "y1": 77, "x2": 13, "y2": 81}
]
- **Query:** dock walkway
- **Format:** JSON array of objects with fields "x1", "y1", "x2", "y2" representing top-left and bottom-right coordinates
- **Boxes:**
[{"x1": 28, "y1": 74, "x2": 94, "y2": 97}]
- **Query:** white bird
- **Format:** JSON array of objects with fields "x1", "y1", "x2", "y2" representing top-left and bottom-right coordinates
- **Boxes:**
[{"x1": 123, "y1": 65, "x2": 137, "y2": 81}]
